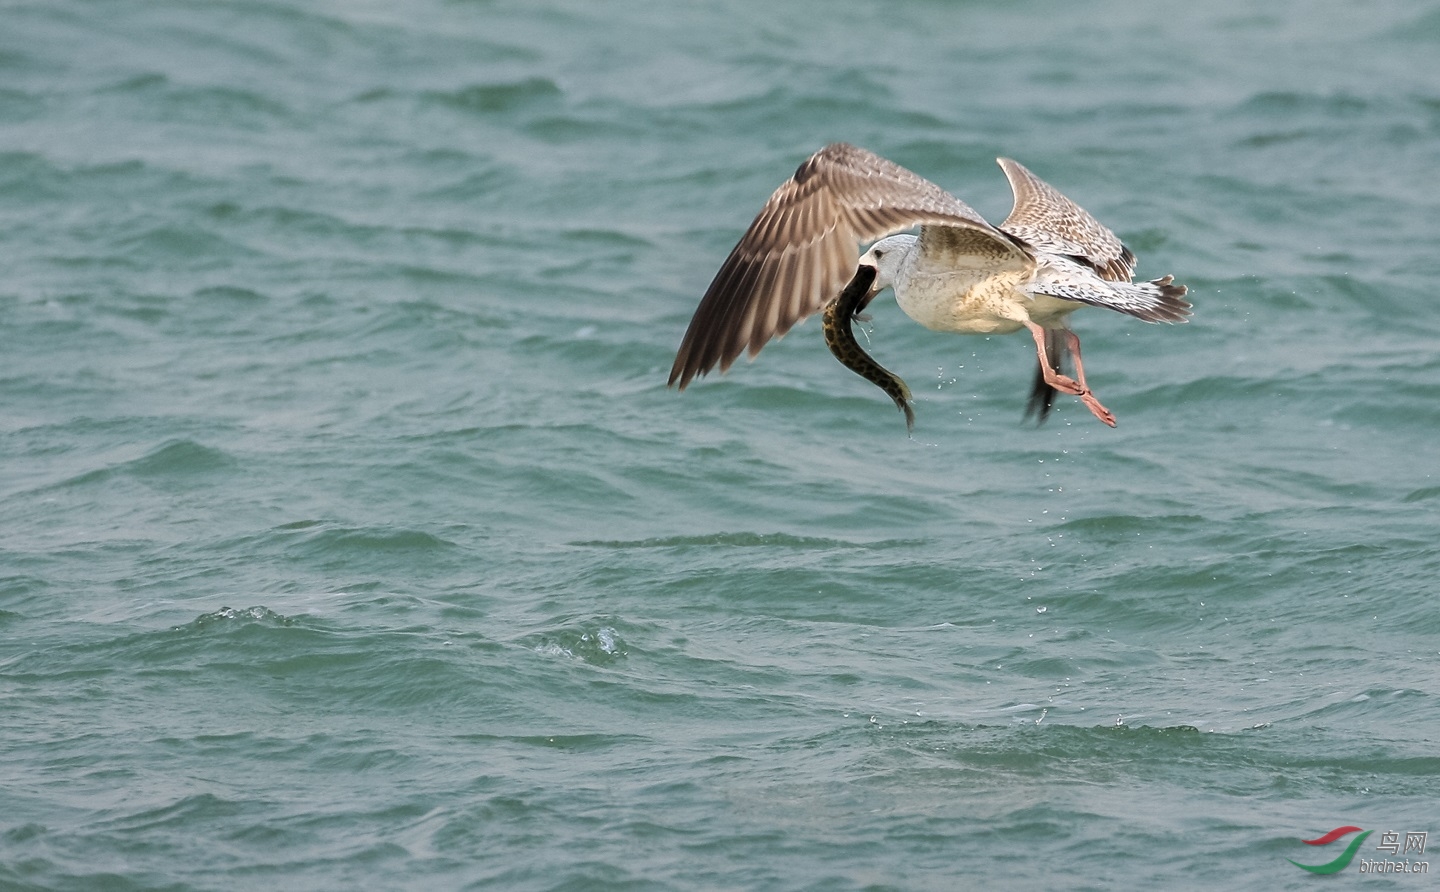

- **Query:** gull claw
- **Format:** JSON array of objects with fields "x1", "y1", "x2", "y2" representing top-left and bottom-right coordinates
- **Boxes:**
[{"x1": 1080, "y1": 392, "x2": 1117, "y2": 427}]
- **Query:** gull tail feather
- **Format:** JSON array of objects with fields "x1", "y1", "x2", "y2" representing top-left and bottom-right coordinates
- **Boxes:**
[{"x1": 1033, "y1": 274, "x2": 1192, "y2": 323}]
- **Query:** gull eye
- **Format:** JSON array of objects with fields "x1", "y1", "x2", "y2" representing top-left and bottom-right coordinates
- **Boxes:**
[{"x1": 873, "y1": 250, "x2": 885, "y2": 260}]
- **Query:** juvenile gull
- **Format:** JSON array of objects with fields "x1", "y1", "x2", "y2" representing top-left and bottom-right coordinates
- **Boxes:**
[{"x1": 668, "y1": 143, "x2": 1190, "y2": 430}]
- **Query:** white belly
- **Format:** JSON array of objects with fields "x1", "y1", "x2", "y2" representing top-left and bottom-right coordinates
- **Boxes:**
[{"x1": 895, "y1": 269, "x2": 1079, "y2": 334}]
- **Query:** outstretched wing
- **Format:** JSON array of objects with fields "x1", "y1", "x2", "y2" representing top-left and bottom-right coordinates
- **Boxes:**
[
  {"x1": 669, "y1": 143, "x2": 1010, "y2": 389},
  {"x1": 996, "y1": 157, "x2": 1135, "y2": 283}
]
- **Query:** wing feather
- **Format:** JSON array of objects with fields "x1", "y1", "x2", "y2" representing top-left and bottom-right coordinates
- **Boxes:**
[
  {"x1": 996, "y1": 157, "x2": 1136, "y2": 282},
  {"x1": 669, "y1": 143, "x2": 1011, "y2": 389}
]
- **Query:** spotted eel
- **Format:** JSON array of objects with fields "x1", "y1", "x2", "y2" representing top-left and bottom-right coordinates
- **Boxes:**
[{"x1": 822, "y1": 265, "x2": 915, "y2": 432}]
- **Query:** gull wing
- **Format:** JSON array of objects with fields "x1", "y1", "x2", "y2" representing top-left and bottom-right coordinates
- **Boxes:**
[
  {"x1": 669, "y1": 143, "x2": 1012, "y2": 389},
  {"x1": 996, "y1": 157, "x2": 1136, "y2": 282}
]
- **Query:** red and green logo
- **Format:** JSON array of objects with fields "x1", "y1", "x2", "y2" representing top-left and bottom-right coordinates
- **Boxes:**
[{"x1": 1289, "y1": 826, "x2": 1371, "y2": 874}]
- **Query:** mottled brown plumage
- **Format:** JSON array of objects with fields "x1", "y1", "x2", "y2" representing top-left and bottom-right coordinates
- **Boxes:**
[
  {"x1": 668, "y1": 143, "x2": 1005, "y2": 390},
  {"x1": 997, "y1": 157, "x2": 1136, "y2": 283},
  {"x1": 670, "y1": 143, "x2": 1190, "y2": 429}
]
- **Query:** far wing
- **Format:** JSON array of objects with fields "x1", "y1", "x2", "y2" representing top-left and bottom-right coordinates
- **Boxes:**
[{"x1": 996, "y1": 157, "x2": 1135, "y2": 282}]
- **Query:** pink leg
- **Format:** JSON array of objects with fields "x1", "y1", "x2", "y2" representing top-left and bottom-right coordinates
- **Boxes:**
[
  {"x1": 1024, "y1": 322, "x2": 1116, "y2": 427},
  {"x1": 1060, "y1": 328, "x2": 1116, "y2": 427}
]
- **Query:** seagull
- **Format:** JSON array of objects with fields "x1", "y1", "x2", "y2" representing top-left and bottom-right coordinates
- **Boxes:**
[{"x1": 668, "y1": 143, "x2": 1189, "y2": 430}]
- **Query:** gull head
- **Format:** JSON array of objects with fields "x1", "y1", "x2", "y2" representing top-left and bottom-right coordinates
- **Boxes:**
[{"x1": 858, "y1": 234, "x2": 918, "y2": 298}]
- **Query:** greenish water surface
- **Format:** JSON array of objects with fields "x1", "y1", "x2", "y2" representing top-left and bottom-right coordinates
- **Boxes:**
[{"x1": 2, "y1": 1, "x2": 1438, "y2": 889}]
